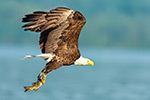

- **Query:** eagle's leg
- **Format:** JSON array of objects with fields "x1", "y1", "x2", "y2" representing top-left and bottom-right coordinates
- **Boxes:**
[
  {"x1": 24, "y1": 66, "x2": 51, "y2": 92},
  {"x1": 37, "y1": 68, "x2": 49, "y2": 84},
  {"x1": 38, "y1": 72, "x2": 47, "y2": 84},
  {"x1": 24, "y1": 61, "x2": 61, "y2": 92}
]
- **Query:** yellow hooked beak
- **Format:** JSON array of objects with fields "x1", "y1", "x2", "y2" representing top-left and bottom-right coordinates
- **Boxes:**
[{"x1": 87, "y1": 60, "x2": 94, "y2": 66}]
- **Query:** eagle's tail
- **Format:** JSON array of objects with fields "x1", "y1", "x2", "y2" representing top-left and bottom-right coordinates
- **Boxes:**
[{"x1": 21, "y1": 55, "x2": 36, "y2": 60}]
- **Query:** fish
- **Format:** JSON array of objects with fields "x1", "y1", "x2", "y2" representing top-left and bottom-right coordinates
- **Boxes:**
[
  {"x1": 24, "y1": 72, "x2": 47, "y2": 92},
  {"x1": 24, "y1": 80, "x2": 43, "y2": 92}
]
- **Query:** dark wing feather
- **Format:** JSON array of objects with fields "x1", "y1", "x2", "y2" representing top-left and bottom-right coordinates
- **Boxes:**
[{"x1": 22, "y1": 7, "x2": 86, "y2": 56}]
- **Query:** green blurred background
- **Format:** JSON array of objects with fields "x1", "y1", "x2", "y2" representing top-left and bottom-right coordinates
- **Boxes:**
[{"x1": 1, "y1": 0, "x2": 150, "y2": 48}]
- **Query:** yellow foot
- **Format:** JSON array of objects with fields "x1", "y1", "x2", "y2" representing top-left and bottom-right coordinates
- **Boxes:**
[
  {"x1": 42, "y1": 74, "x2": 47, "y2": 84},
  {"x1": 24, "y1": 81, "x2": 42, "y2": 92},
  {"x1": 38, "y1": 72, "x2": 47, "y2": 84}
]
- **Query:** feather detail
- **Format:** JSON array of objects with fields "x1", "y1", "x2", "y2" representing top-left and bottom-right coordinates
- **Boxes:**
[{"x1": 21, "y1": 54, "x2": 55, "y2": 62}]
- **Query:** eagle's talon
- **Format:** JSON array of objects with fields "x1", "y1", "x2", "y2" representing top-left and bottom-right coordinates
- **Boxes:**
[{"x1": 38, "y1": 72, "x2": 47, "y2": 84}]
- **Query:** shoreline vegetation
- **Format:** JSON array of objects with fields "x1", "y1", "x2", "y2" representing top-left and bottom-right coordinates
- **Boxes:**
[{"x1": 0, "y1": 0, "x2": 150, "y2": 48}]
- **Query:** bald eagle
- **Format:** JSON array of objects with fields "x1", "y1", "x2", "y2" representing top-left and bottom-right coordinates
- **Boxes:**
[{"x1": 22, "y1": 7, "x2": 94, "y2": 92}]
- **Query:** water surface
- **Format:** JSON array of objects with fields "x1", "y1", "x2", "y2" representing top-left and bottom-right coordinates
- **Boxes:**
[{"x1": 0, "y1": 45, "x2": 150, "y2": 100}]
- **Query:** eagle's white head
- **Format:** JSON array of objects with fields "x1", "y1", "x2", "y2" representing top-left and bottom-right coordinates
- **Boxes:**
[{"x1": 74, "y1": 56, "x2": 94, "y2": 66}]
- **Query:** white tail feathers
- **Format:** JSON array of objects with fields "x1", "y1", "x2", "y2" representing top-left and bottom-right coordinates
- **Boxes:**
[
  {"x1": 21, "y1": 54, "x2": 55, "y2": 62},
  {"x1": 21, "y1": 55, "x2": 37, "y2": 60}
]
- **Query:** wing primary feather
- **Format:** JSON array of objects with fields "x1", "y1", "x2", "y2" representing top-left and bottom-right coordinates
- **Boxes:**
[
  {"x1": 22, "y1": 17, "x2": 38, "y2": 22},
  {"x1": 56, "y1": 7, "x2": 71, "y2": 10},
  {"x1": 46, "y1": 17, "x2": 59, "y2": 21},
  {"x1": 22, "y1": 22, "x2": 36, "y2": 28},
  {"x1": 44, "y1": 19, "x2": 57, "y2": 25},
  {"x1": 41, "y1": 23, "x2": 56, "y2": 32},
  {"x1": 50, "y1": 10, "x2": 64, "y2": 13},
  {"x1": 25, "y1": 14, "x2": 41, "y2": 18},
  {"x1": 33, "y1": 11, "x2": 48, "y2": 14}
]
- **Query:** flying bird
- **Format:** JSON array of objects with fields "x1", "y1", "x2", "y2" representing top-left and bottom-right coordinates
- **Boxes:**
[{"x1": 22, "y1": 7, "x2": 94, "y2": 92}]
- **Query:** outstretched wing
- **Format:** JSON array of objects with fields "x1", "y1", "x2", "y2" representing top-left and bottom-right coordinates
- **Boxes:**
[{"x1": 22, "y1": 7, "x2": 86, "y2": 54}]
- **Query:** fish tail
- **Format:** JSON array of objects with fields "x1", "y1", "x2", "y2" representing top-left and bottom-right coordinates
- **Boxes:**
[{"x1": 24, "y1": 86, "x2": 33, "y2": 92}]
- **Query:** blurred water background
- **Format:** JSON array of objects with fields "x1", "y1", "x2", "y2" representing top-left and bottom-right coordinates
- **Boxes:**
[{"x1": 0, "y1": 0, "x2": 150, "y2": 100}]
